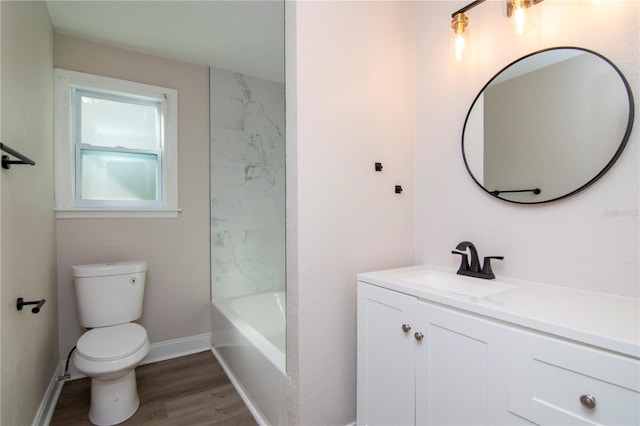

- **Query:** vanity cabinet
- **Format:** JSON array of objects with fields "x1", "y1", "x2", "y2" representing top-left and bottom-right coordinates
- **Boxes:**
[
  {"x1": 357, "y1": 282, "x2": 520, "y2": 425},
  {"x1": 357, "y1": 279, "x2": 640, "y2": 426}
]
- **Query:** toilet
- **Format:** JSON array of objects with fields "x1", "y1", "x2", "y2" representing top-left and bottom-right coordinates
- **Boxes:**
[{"x1": 72, "y1": 261, "x2": 150, "y2": 426}]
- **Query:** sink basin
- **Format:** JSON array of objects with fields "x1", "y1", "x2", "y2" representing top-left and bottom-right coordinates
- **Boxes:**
[{"x1": 403, "y1": 269, "x2": 513, "y2": 298}]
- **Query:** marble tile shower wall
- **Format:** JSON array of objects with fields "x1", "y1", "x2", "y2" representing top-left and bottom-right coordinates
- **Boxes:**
[{"x1": 210, "y1": 68, "x2": 285, "y2": 299}]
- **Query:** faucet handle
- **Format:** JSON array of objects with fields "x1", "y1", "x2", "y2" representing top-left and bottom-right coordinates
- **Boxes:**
[
  {"x1": 451, "y1": 250, "x2": 470, "y2": 272},
  {"x1": 481, "y1": 256, "x2": 504, "y2": 279}
]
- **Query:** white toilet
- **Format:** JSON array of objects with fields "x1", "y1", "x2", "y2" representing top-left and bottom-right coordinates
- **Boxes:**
[{"x1": 72, "y1": 261, "x2": 150, "y2": 426}]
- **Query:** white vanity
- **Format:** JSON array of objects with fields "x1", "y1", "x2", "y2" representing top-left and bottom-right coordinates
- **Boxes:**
[{"x1": 356, "y1": 265, "x2": 640, "y2": 425}]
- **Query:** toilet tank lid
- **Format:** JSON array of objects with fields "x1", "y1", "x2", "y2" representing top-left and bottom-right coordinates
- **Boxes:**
[{"x1": 72, "y1": 261, "x2": 147, "y2": 277}]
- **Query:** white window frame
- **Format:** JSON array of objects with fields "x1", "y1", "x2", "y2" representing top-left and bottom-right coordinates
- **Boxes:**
[{"x1": 54, "y1": 69, "x2": 179, "y2": 218}]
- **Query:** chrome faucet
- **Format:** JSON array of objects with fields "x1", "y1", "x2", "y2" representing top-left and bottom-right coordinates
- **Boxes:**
[{"x1": 451, "y1": 241, "x2": 503, "y2": 280}]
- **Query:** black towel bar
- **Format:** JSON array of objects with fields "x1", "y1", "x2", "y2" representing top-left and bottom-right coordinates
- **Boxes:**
[
  {"x1": 491, "y1": 188, "x2": 541, "y2": 196},
  {"x1": 1, "y1": 142, "x2": 36, "y2": 170}
]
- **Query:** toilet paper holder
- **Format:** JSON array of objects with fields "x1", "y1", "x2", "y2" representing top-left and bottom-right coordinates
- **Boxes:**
[{"x1": 17, "y1": 298, "x2": 46, "y2": 314}]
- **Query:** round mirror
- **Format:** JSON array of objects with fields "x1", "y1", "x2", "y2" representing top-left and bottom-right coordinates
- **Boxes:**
[{"x1": 462, "y1": 47, "x2": 634, "y2": 204}]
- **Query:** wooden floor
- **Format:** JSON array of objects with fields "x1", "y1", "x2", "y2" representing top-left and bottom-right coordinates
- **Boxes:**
[{"x1": 50, "y1": 351, "x2": 257, "y2": 426}]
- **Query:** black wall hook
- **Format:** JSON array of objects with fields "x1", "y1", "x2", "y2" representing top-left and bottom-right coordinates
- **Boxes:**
[{"x1": 17, "y1": 298, "x2": 46, "y2": 314}]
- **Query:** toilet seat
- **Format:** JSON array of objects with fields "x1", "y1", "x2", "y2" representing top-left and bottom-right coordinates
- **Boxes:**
[{"x1": 77, "y1": 323, "x2": 147, "y2": 362}]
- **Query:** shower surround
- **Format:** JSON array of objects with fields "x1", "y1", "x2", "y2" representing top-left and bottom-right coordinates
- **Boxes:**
[
  {"x1": 210, "y1": 68, "x2": 285, "y2": 300},
  {"x1": 210, "y1": 68, "x2": 287, "y2": 424}
]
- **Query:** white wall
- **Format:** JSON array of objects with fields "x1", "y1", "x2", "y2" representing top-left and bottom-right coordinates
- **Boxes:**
[
  {"x1": 416, "y1": 0, "x2": 639, "y2": 298},
  {"x1": 0, "y1": 2, "x2": 57, "y2": 424},
  {"x1": 54, "y1": 34, "x2": 211, "y2": 362},
  {"x1": 287, "y1": 1, "x2": 416, "y2": 424}
]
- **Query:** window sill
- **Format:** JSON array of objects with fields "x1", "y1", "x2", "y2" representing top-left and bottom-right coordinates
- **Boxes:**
[{"x1": 55, "y1": 208, "x2": 182, "y2": 219}]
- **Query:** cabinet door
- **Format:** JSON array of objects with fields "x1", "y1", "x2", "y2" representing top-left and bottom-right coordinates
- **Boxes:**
[
  {"x1": 413, "y1": 302, "x2": 518, "y2": 426},
  {"x1": 508, "y1": 329, "x2": 640, "y2": 425},
  {"x1": 357, "y1": 282, "x2": 417, "y2": 426}
]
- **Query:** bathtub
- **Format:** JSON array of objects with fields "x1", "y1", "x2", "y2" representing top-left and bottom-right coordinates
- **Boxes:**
[{"x1": 211, "y1": 291, "x2": 287, "y2": 425}]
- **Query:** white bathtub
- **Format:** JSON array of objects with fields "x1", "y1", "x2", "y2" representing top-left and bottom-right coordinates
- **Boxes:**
[{"x1": 211, "y1": 291, "x2": 287, "y2": 425}]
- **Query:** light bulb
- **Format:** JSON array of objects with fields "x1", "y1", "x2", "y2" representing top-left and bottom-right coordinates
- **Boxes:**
[
  {"x1": 514, "y1": 1, "x2": 526, "y2": 36},
  {"x1": 451, "y1": 12, "x2": 468, "y2": 62},
  {"x1": 455, "y1": 33, "x2": 466, "y2": 62}
]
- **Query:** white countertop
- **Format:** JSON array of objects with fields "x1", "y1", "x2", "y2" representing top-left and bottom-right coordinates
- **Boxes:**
[{"x1": 357, "y1": 264, "x2": 640, "y2": 359}]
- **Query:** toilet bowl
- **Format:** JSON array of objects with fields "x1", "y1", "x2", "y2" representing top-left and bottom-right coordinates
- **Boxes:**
[
  {"x1": 73, "y1": 323, "x2": 150, "y2": 425},
  {"x1": 72, "y1": 261, "x2": 149, "y2": 426}
]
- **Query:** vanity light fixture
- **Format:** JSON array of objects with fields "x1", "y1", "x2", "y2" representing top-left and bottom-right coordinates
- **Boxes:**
[
  {"x1": 511, "y1": 0, "x2": 527, "y2": 35},
  {"x1": 451, "y1": 0, "x2": 543, "y2": 60},
  {"x1": 450, "y1": 0, "x2": 485, "y2": 62},
  {"x1": 506, "y1": 0, "x2": 543, "y2": 36},
  {"x1": 451, "y1": 12, "x2": 469, "y2": 62}
]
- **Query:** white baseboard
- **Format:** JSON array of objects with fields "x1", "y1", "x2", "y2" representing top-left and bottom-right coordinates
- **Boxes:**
[
  {"x1": 143, "y1": 332, "x2": 212, "y2": 365},
  {"x1": 31, "y1": 362, "x2": 65, "y2": 426}
]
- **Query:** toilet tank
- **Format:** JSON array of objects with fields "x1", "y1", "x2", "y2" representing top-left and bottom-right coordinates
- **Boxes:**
[{"x1": 72, "y1": 261, "x2": 147, "y2": 328}]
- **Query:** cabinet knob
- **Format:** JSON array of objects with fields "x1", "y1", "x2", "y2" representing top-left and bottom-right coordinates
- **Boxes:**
[
  {"x1": 414, "y1": 332, "x2": 424, "y2": 341},
  {"x1": 579, "y1": 394, "x2": 596, "y2": 409},
  {"x1": 402, "y1": 324, "x2": 411, "y2": 333}
]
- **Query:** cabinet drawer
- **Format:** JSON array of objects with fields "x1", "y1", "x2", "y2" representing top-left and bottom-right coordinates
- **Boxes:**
[{"x1": 508, "y1": 330, "x2": 640, "y2": 425}]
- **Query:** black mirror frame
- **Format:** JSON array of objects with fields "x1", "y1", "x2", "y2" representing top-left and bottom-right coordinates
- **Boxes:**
[{"x1": 461, "y1": 46, "x2": 635, "y2": 205}]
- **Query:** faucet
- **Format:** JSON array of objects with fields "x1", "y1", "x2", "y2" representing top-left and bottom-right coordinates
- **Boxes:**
[
  {"x1": 451, "y1": 241, "x2": 503, "y2": 280},
  {"x1": 452, "y1": 241, "x2": 481, "y2": 273}
]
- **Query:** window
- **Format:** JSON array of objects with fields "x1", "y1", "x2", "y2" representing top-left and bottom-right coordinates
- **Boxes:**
[{"x1": 54, "y1": 69, "x2": 179, "y2": 218}]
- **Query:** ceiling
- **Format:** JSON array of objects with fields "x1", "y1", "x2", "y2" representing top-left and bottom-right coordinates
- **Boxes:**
[{"x1": 45, "y1": 0, "x2": 285, "y2": 83}]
